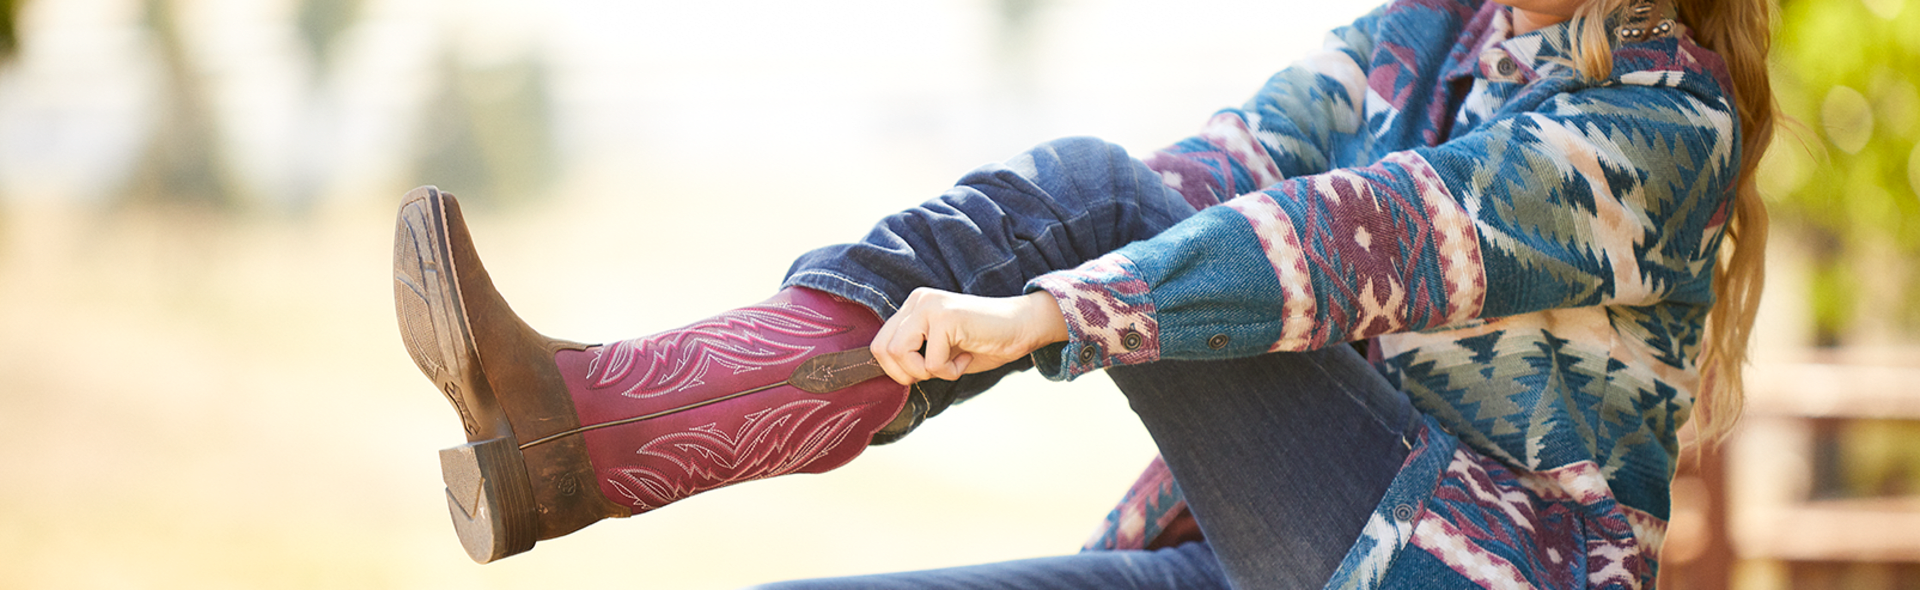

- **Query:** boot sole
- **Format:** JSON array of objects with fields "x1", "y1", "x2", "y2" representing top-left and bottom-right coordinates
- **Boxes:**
[{"x1": 394, "y1": 186, "x2": 539, "y2": 562}]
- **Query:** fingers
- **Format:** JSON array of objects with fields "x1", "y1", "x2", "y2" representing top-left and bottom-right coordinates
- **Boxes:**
[
  {"x1": 922, "y1": 331, "x2": 971, "y2": 382},
  {"x1": 938, "y1": 352, "x2": 973, "y2": 381},
  {"x1": 874, "y1": 288, "x2": 937, "y2": 385},
  {"x1": 875, "y1": 287, "x2": 970, "y2": 385},
  {"x1": 870, "y1": 287, "x2": 1037, "y2": 385},
  {"x1": 872, "y1": 304, "x2": 926, "y2": 385},
  {"x1": 922, "y1": 323, "x2": 953, "y2": 380}
]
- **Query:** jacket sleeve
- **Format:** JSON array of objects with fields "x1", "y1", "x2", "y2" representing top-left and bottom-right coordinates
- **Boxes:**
[
  {"x1": 1026, "y1": 84, "x2": 1739, "y2": 379},
  {"x1": 1142, "y1": 8, "x2": 1384, "y2": 211}
]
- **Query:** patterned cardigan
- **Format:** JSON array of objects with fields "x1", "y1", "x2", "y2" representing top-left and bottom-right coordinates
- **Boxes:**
[{"x1": 1024, "y1": 0, "x2": 1740, "y2": 587}]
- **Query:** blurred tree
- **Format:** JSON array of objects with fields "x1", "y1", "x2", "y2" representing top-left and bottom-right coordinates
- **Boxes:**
[
  {"x1": 0, "y1": 0, "x2": 18, "y2": 61},
  {"x1": 995, "y1": 0, "x2": 1044, "y2": 56},
  {"x1": 1766, "y1": 0, "x2": 1920, "y2": 345},
  {"x1": 415, "y1": 54, "x2": 558, "y2": 208},
  {"x1": 993, "y1": 0, "x2": 1044, "y2": 89},
  {"x1": 296, "y1": 0, "x2": 361, "y2": 69},
  {"x1": 124, "y1": 0, "x2": 235, "y2": 209}
]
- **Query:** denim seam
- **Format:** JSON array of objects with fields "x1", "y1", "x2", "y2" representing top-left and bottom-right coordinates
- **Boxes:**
[
  {"x1": 785, "y1": 270, "x2": 900, "y2": 314},
  {"x1": 960, "y1": 205, "x2": 1103, "y2": 295}
]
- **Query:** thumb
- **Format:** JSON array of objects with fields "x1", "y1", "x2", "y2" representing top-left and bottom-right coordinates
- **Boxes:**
[{"x1": 947, "y1": 352, "x2": 974, "y2": 377}]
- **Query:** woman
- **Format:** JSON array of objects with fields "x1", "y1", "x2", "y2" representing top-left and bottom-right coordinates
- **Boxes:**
[{"x1": 391, "y1": 0, "x2": 1774, "y2": 585}]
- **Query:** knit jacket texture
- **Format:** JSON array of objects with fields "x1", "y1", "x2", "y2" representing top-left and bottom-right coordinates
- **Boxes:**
[{"x1": 1025, "y1": 0, "x2": 1739, "y2": 587}]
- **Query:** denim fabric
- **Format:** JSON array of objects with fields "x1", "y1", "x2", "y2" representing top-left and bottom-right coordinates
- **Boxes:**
[
  {"x1": 783, "y1": 136, "x2": 1198, "y2": 316},
  {"x1": 1107, "y1": 347, "x2": 1415, "y2": 590},
  {"x1": 744, "y1": 347, "x2": 1413, "y2": 590},
  {"x1": 782, "y1": 135, "x2": 1200, "y2": 413},
  {"x1": 744, "y1": 541, "x2": 1230, "y2": 590},
  {"x1": 774, "y1": 136, "x2": 1415, "y2": 589}
]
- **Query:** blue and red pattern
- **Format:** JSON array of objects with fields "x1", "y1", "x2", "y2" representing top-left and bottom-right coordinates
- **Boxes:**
[
  {"x1": 1028, "y1": 255, "x2": 1161, "y2": 374},
  {"x1": 1080, "y1": 455, "x2": 1192, "y2": 552},
  {"x1": 1036, "y1": 0, "x2": 1740, "y2": 587}
]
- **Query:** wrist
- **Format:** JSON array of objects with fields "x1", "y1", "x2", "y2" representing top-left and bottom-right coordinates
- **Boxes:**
[{"x1": 1022, "y1": 291, "x2": 1070, "y2": 349}]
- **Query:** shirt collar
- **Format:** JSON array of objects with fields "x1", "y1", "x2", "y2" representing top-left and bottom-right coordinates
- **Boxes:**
[
  {"x1": 1502, "y1": 12, "x2": 1578, "y2": 82},
  {"x1": 1451, "y1": 3, "x2": 1579, "y2": 86}
]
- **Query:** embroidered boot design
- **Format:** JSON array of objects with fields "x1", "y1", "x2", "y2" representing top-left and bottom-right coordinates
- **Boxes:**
[{"x1": 394, "y1": 186, "x2": 906, "y2": 562}]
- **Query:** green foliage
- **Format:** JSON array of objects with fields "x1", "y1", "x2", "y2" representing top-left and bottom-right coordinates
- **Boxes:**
[
  {"x1": 296, "y1": 0, "x2": 362, "y2": 68},
  {"x1": 1831, "y1": 419, "x2": 1920, "y2": 498},
  {"x1": 1765, "y1": 0, "x2": 1920, "y2": 344},
  {"x1": 0, "y1": 0, "x2": 17, "y2": 60}
]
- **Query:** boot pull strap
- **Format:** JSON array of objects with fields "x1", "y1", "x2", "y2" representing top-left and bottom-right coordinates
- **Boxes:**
[{"x1": 790, "y1": 348, "x2": 890, "y2": 394}]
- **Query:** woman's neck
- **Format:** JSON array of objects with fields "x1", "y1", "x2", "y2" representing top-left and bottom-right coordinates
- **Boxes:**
[{"x1": 1509, "y1": 9, "x2": 1570, "y2": 35}]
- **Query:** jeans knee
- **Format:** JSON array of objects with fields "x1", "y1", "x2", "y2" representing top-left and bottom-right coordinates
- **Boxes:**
[{"x1": 1039, "y1": 135, "x2": 1131, "y2": 161}]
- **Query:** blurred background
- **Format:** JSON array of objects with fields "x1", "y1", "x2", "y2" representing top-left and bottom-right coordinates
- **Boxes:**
[{"x1": 0, "y1": 0, "x2": 1913, "y2": 588}]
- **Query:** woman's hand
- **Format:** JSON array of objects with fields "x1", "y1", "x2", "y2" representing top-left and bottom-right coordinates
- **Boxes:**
[{"x1": 870, "y1": 288, "x2": 1070, "y2": 385}]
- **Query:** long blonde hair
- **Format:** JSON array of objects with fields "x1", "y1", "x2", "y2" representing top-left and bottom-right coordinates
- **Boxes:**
[{"x1": 1567, "y1": 0, "x2": 1777, "y2": 445}]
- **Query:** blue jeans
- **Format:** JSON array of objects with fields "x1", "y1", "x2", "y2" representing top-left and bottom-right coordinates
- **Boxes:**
[{"x1": 771, "y1": 138, "x2": 1416, "y2": 590}]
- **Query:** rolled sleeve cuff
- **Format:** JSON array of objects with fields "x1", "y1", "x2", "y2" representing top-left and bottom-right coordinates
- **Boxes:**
[{"x1": 1024, "y1": 253, "x2": 1161, "y2": 380}]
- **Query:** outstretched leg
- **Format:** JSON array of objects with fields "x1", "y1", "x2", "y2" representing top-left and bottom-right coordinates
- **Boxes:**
[
  {"x1": 394, "y1": 188, "x2": 908, "y2": 562},
  {"x1": 394, "y1": 137, "x2": 1197, "y2": 561},
  {"x1": 748, "y1": 541, "x2": 1232, "y2": 590}
]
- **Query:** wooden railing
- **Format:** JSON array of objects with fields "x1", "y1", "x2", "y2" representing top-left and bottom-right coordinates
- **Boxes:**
[{"x1": 1659, "y1": 355, "x2": 1920, "y2": 589}]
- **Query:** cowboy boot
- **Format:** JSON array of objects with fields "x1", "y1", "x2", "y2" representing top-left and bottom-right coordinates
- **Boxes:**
[{"x1": 392, "y1": 186, "x2": 909, "y2": 563}]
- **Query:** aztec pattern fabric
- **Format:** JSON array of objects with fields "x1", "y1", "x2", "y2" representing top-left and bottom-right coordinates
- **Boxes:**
[
  {"x1": 1033, "y1": 0, "x2": 1739, "y2": 587},
  {"x1": 1081, "y1": 455, "x2": 1194, "y2": 552}
]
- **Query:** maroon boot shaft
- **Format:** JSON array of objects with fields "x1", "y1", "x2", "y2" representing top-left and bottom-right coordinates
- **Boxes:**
[{"x1": 554, "y1": 288, "x2": 906, "y2": 512}]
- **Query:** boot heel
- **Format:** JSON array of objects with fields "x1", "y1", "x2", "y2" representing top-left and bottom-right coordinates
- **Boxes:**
[{"x1": 439, "y1": 438, "x2": 538, "y2": 563}]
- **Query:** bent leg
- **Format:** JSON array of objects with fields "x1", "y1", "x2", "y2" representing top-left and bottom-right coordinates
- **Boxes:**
[
  {"x1": 1108, "y1": 347, "x2": 1417, "y2": 590},
  {"x1": 784, "y1": 136, "x2": 1197, "y2": 316}
]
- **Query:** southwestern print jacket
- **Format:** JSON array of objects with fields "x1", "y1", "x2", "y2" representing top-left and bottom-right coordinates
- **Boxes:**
[{"x1": 1026, "y1": 0, "x2": 1739, "y2": 587}]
